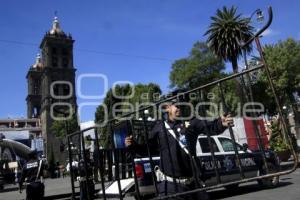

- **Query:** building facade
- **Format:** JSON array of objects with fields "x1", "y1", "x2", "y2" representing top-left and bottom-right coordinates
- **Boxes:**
[{"x1": 26, "y1": 17, "x2": 77, "y2": 163}]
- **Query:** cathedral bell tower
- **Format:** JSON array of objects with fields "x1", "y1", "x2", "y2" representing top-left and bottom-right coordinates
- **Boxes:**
[
  {"x1": 26, "y1": 16, "x2": 78, "y2": 163},
  {"x1": 26, "y1": 54, "x2": 43, "y2": 119}
]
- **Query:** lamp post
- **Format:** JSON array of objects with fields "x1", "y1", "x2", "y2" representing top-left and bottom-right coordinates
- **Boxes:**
[
  {"x1": 248, "y1": 9, "x2": 264, "y2": 23},
  {"x1": 238, "y1": 7, "x2": 277, "y2": 174},
  {"x1": 251, "y1": 7, "x2": 290, "y2": 138},
  {"x1": 242, "y1": 8, "x2": 264, "y2": 71},
  {"x1": 236, "y1": 8, "x2": 265, "y2": 119},
  {"x1": 243, "y1": 7, "x2": 299, "y2": 165}
]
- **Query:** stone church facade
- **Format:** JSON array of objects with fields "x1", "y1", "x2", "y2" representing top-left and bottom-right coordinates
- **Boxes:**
[{"x1": 26, "y1": 16, "x2": 77, "y2": 163}]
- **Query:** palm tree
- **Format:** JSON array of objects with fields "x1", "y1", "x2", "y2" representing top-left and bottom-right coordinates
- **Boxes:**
[{"x1": 205, "y1": 6, "x2": 254, "y2": 73}]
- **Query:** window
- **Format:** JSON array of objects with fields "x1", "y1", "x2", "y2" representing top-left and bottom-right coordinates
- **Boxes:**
[
  {"x1": 63, "y1": 58, "x2": 68, "y2": 68},
  {"x1": 219, "y1": 138, "x2": 242, "y2": 152},
  {"x1": 53, "y1": 84, "x2": 59, "y2": 96},
  {"x1": 52, "y1": 47, "x2": 57, "y2": 55},
  {"x1": 63, "y1": 85, "x2": 70, "y2": 96},
  {"x1": 199, "y1": 138, "x2": 219, "y2": 153},
  {"x1": 62, "y1": 48, "x2": 68, "y2": 56},
  {"x1": 33, "y1": 107, "x2": 39, "y2": 118},
  {"x1": 33, "y1": 80, "x2": 40, "y2": 95},
  {"x1": 52, "y1": 56, "x2": 58, "y2": 67}
]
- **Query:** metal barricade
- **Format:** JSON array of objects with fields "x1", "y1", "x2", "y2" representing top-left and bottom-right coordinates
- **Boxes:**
[{"x1": 66, "y1": 6, "x2": 298, "y2": 200}]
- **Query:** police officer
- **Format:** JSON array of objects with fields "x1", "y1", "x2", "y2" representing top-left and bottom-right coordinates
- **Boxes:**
[
  {"x1": 41, "y1": 155, "x2": 49, "y2": 178},
  {"x1": 125, "y1": 99, "x2": 233, "y2": 200},
  {"x1": 19, "y1": 150, "x2": 45, "y2": 200},
  {"x1": 78, "y1": 149, "x2": 95, "y2": 200}
]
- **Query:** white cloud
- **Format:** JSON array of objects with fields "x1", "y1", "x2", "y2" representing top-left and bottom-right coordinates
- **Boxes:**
[
  {"x1": 261, "y1": 29, "x2": 280, "y2": 37},
  {"x1": 80, "y1": 120, "x2": 95, "y2": 138}
]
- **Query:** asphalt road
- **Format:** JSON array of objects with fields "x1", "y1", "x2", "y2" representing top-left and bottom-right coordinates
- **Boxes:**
[
  {"x1": 1, "y1": 168, "x2": 300, "y2": 200},
  {"x1": 208, "y1": 168, "x2": 300, "y2": 200},
  {"x1": 0, "y1": 177, "x2": 77, "y2": 200}
]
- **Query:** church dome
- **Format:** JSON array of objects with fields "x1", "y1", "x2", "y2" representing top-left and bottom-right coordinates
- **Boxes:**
[
  {"x1": 49, "y1": 16, "x2": 66, "y2": 36},
  {"x1": 32, "y1": 53, "x2": 42, "y2": 69}
]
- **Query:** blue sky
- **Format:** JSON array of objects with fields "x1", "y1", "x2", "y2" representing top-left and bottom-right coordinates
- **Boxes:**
[{"x1": 0, "y1": 0, "x2": 299, "y2": 122}]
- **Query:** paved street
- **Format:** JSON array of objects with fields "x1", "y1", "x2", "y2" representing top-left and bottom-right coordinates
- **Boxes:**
[
  {"x1": 0, "y1": 177, "x2": 78, "y2": 200},
  {"x1": 1, "y1": 168, "x2": 300, "y2": 200},
  {"x1": 209, "y1": 168, "x2": 300, "y2": 200}
]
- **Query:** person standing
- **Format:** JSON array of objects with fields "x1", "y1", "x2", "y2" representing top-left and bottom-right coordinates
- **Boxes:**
[
  {"x1": 78, "y1": 149, "x2": 95, "y2": 200},
  {"x1": 125, "y1": 100, "x2": 233, "y2": 200},
  {"x1": 19, "y1": 150, "x2": 45, "y2": 200}
]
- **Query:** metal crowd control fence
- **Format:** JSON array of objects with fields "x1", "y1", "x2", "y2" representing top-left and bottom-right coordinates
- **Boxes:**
[{"x1": 66, "y1": 6, "x2": 299, "y2": 200}]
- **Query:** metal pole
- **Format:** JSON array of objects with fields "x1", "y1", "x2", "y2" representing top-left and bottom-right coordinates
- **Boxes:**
[
  {"x1": 218, "y1": 83, "x2": 245, "y2": 179},
  {"x1": 255, "y1": 37, "x2": 298, "y2": 163},
  {"x1": 241, "y1": 48, "x2": 270, "y2": 173},
  {"x1": 141, "y1": 111, "x2": 159, "y2": 195},
  {"x1": 94, "y1": 129, "x2": 106, "y2": 200},
  {"x1": 108, "y1": 121, "x2": 123, "y2": 200},
  {"x1": 67, "y1": 137, "x2": 76, "y2": 200},
  {"x1": 129, "y1": 120, "x2": 141, "y2": 200},
  {"x1": 197, "y1": 90, "x2": 221, "y2": 184},
  {"x1": 81, "y1": 133, "x2": 91, "y2": 200}
]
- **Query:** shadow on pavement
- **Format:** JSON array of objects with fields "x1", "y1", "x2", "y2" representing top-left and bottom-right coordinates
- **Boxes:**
[
  {"x1": 209, "y1": 181, "x2": 293, "y2": 200},
  {"x1": 0, "y1": 186, "x2": 19, "y2": 193}
]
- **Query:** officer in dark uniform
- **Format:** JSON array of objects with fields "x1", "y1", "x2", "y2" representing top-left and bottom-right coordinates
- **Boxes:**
[
  {"x1": 19, "y1": 150, "x2": 45, "y2": 200},
  {"x1": 78, "y1": 149, "x2": 95, "y2": 200},
  {"x1": 125, "y1": 99, "x2": 233, "y2": 200}
]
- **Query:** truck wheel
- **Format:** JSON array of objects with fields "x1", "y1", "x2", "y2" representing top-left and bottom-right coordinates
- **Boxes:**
[{"x1": 257, "y1": 162, "x2": 280, "y2": 188}]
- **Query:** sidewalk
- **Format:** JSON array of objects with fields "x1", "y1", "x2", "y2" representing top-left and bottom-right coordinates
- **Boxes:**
[
  {"x1": 0, "y1": 177, "x2": 110, "y2": 200},
  {"x1": 0, "y1": 177, "x2": 77, "y2": 200}
]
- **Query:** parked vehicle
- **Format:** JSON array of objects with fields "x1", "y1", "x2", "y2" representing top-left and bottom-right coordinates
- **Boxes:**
[
  {"x1": 0, "y1": 160, "x2": 20, "y2": 190},
  {"x1": 133, "y1": 135, "x2": 280, "y2": 197}
]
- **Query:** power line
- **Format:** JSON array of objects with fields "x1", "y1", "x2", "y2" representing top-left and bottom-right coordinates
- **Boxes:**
[
  {"x1": 0, "y1": 39, "x2": 173, "y2": 62},
  {"x1": 0, "y1": 39, "x2": 37, "y2": 47}
]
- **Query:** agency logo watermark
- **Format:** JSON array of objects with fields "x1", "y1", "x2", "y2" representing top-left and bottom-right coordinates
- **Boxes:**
[{"x1": 50, "y1": 73, "x2": 265, "y2": 127}]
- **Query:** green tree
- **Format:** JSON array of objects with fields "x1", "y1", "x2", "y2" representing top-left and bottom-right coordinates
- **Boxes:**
[
  {"x1": 169, "y1": 41, "x2": 224, "y2": 90},
  {"x1": 95, "y1": 83, "x2": 161, "y2": 148},
  {"x1": 209, "y1": 79, "x2": 241, "y2": 116},
  {"x1": 205, "y1": 6, "x2": 254, "y2": 111},
  {"x1": 51, "y1": 113, "x2": 79, "y2": 138},
  {"x1": 256, "y1": 38, "x2": 300, "y2": 122},
  {"x1": 205, "y1": 6, "x2": 254, "y2": 73},
  {"x1": 94, "y1": 89, "x2": 116, "y2": 148},
  {"x1": 169, "y1": 41, "x2": 242, "y2": 117}
]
